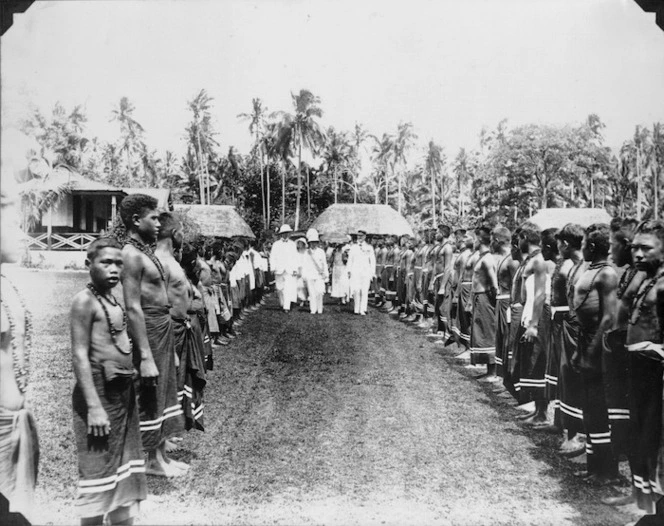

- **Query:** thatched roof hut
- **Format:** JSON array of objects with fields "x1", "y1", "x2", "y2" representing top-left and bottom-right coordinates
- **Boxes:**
[
  {"x1": 173, "y1": 204, "x2": 255, "y2": 239},
  {"x1": 529, "y1": 208, "x2": 613, "y2": 230},
  {"x1": 310, "y1": 204, "x2": 414, "y2": 239}
]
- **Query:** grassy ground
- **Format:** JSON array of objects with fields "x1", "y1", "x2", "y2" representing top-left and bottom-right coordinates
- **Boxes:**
[{"x1": 3, "y1": 267, "x2": 642, "y2": 525}]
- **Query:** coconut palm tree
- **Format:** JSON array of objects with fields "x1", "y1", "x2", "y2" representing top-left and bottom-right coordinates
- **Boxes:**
[
  {"x1": 322, "y1": 127, "x2": 352, "y2": 203},
  {"x1": 453, "y1": 148, "x2": 469, "y2": 218},
  {"x1": 424, "y1": 140, "x2": 444, "y2": 226},
  {"x1": 272, "y1": 89, "x2": 326, "y2": 230},
  {"x1": 350, "y1": 123, "x2": 369, "y2": 204},
  {"x1": 370, "y1": 133, "x2": 395, "y2": 205},
  {"x1": 238, "y1": 98, "x2": 269, "y2": 227},
  {"x1": 110, "y1": 97, "x2": 147, "y2": 185},
  {"x1": 185, "y1": 90, "x2": 219, "y2": 204},
  {"x1": 393, "y1": 122, "x2": 417, "y2": 214}
]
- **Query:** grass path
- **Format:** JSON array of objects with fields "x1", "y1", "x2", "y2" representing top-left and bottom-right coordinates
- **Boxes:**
[{"x1": 5, "y1": 268, "x2": 639, "y2": 525}]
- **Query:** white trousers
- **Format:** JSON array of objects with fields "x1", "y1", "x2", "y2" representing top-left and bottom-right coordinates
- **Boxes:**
[
  {"x1": 306, "y1": 278, "x2": 325, "y2": 313},
  {"x1": 275, "y1": 273, "x2": 296, "y2": 310},
  {"x1": 352, "y1": 283, "x2": 370, "y2": 314}
]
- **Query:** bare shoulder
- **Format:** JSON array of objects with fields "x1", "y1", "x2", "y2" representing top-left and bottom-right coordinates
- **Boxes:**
[
  {"x1": 598, "y1": 265, "x2": 618, "y2": 287},
  {"x1": 70, "y1": 288, "x2": 96, "y2": 317},
  {"x1": 122, "y1": 244, "x2": 144, "y2": 267}
]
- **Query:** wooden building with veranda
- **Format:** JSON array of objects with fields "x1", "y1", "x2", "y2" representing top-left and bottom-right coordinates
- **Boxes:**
[{"x1": 23, "y1": 169, "x2": 171, "y2": 251}]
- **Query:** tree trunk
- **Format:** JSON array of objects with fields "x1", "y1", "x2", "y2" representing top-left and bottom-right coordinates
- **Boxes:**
[
  {"x1": 281, "y1": 162, "x2": 286, "y2": 226},
  {"x1": 637, "y1": 148, "x2": 642, "y2": 221},
  {"x1": 295, "y1": 134, "x2": 302, "y2": 230},
  {"x1": 590, "y1": 174, "x2": 594, "y2": 208},
  {"x1": 307, "y1": 166, "x2": 311, "y2": 221},
  {"x1": 385, "y1": 167, "x2": 389, "y2": 205},
  {"x1": 397, "y1": 166, "x2": 402, "y2": 214},
  {"x1": 431, "y1": 168, "x2": 436, "y2": 227},
  {"x1": 458, "y1": 175, "x2": 462, "y2": 217},
  {"x1": 334, "y1": 165, "x2": 338, "y2": 204},
  {"x1": 259, "y1": 139, "x2": 266, "y2": 229},
  {"x1": 196, "y1": 132, "x2": 205, "y2": 205},
  {"x1": 439, "y1": 173, "x2": 444, "y2": 223},
  {"x1": 654, "y1": 163, "x2": 659, "y2": 220},
  {"x1": 266, "y1": 160, "x2": 271, "y2": 230}
]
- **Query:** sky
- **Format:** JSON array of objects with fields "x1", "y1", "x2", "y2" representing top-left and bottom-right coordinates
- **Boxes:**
[{"x1": 1, "y1": 0, "x2": 663, "y2": 165}]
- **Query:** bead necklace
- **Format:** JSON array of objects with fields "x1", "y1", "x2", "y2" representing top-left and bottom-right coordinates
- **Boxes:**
[
  {"x1": 573, "y1": 261, "x2": 610, "y2": 311},
  {"x1": 86, "y1": 283, "x2": 131, "y2": 355},
  {"x1": 126, "y1": 237, "x2": 166, "y2": 282},
  {"x1": 513, "y1": 248, "x2": 541, "y2": 286},
  {"x1": 617, "y1": 267, "x2": 638, "y2": 300},
  {"x1": 0, "y1": 275, "x2": 32, "y2": 394},
  {"x1": 628, "y1": 268, "x2": 664, "y2": 326}
]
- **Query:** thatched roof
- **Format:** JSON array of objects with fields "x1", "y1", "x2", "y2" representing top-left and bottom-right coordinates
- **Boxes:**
[
  {"x1": 529, "y1": 208, "x2": 613, "y2": 230},
  {"x1": 310, "y1": 204, "x2": 414, "y2": 238},
  {"x1": 172, "y1": 204, "x2": 255, "y2": 239}
]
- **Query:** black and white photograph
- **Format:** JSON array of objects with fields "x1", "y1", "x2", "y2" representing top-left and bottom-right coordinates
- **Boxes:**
[{"x1": 1, "y1": 1, "x2": 664, "y2": 524}]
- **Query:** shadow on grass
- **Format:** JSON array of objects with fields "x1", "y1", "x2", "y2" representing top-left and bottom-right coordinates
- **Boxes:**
[{"x1": 435, "y1": 345, "x2": 638, "y2": 526}]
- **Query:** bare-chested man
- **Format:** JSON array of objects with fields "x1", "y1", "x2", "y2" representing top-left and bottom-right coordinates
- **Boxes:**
[
  {"x1": 156, "y1": 213, "x2": 205, "y2": 437},
  {"x1": 512, "y1": 222, "x2": 548, "y2": 424},
  {"x1": 503, "y1": 229, "x2": 526, "y2": 400},
  {"x1": 571, "y1": 223, "x2": 619, "y2": 485},
  {"x1": 430, "y1": 225, "x2": 455, "y2": 344},
  {"x1": 394, "y1": 237, "x2": 413, "y2": 319},
  {"x1": 492, "y1": 226, "x2": 518, "y2": 381},
  {"x1": 450, "y1": 235, "x2": 474, "y2": 351},
  {"x1": 1, "y1": 185, "x2": 38, "y2": 525},
  {"x1": 120, "y1": 194, "x2": 184, "y2": 477},
  {"x1": 417, "y1": 230, "x2": 435, "y2": 330},
  {"x1": 625, "y1": 220, "x2": 664, "y2": 516},
  {"x1": 469, "y1": 226, "x2": 499, "y2": 380},
  {"x1": 382, "y1": 236, "x2": 399, "y2": 313},
  {"x1": 405, "y1": 235, "x2": 424, "y2": 323},
  {"x1": 551, "y1": 224, "x2": 586, "y2": 455},
  {"x1": 71, "y1": 238, "x2": 147, "y2": 525},
  {"x1": 374, "y1": 237, "x2": 388, "y2": 307}
]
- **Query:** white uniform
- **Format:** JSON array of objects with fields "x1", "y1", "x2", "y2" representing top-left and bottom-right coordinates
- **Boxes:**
[
  {"x1": 269, "y1": 238, "x2": 298, "y2": 310},
  {"x1": 347, "y1": 242, "x2": 376, "y2": 315},
  {"x1": 303, "y1": 247, "x2": 329, "y2": 314}
]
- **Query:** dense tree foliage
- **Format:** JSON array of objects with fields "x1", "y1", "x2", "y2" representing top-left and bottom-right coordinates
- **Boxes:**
[{"x1": 17, "y1": 94, "x2": 664, "y2": 237}]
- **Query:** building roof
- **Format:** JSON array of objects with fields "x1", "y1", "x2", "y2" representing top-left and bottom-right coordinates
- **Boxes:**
[
  {"x1": 19, "y1": 167, "x2": 125, "y2": 194},
  {"x1": 529, "y1": 208, "x2": 613, "y2": 230},
  {"x1": 310, "y1": 204, "x2": 414, "y2": 238},
  {"x1": 173, "y1": 204, "x2": 255, "y2": 239},
  {"x1": 123, "y1": 188, "x2": 172, "y2": 210}
]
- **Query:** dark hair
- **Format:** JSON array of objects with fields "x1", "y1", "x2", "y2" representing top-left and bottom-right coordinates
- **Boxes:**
[
  {"x1": 438, "y1": 225, "x2": 451, "y2": 238},
  {"x1": 87, "y1": 237, "x2": 122, "y2": 261},
  {"x1": 542, "y1": 228, "x2": 560, "y2": 257},
  {"x1": 119, "y1": 194, "x2": 158, "y2": 229},
  {"x1": 464, "y1": 235, "x2": 475, "y2": 250},
  {"x1": 475, "y1": 226, "x2": 491, "y2": 246},
  {"x1": 556, "y1": 223, "x2": 584, "y2": 250},
  {"x1": 157, "y1": 212, "x2": 182, "y2": 241},
  {"x1": 635, "y1": 220, "x2": 664, "y2": 245},
  {"x1": 492, "y1": 226, "x2": 511, "y2": 246},
  {"x1": 518, "y1": 221, "x2": 541, "y2": 246},
  {"x1": 585, "y1": 223, "x2": 611, "y2": 257},
  {"x1": 180, "y1": 243, "x2": 199, "y2": 283}
]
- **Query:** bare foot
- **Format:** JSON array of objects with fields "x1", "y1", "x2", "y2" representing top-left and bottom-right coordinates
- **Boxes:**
[
  {"x1": 164, "y1": 438, "x2": 183, "y2": 453},
  {"x1": 145, "y1": 457, "x2": 179, "y2": 478}
]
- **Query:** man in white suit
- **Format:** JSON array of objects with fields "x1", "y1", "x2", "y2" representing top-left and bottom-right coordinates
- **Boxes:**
[
  {"x1": 347, "y1": 230, "x2": 376, "y2": 315},
  {"x1": 269, "y1": 224, "x2": 298, "y2": 312}
]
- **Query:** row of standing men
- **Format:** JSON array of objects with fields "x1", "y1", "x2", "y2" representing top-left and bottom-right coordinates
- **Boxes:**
[{"x1": 369, "y1": 219, "x2": 664, "y2": 524}]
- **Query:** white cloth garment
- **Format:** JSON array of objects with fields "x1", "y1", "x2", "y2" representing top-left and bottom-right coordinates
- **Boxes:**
[
  {"x1": 347, "y1": 242, "x2": 376, "y2": 314},
  {"x1": 303, "y1": 247, "x2": 329, "y2": 313},
  {"x1": 270, "y1": 238, "x2": 298, "y2": 309}
]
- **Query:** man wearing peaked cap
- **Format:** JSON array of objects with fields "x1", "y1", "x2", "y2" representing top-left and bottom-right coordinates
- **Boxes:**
[
  {"x1": 347, "y1": 230, "x2": 376, "y2": 315},
  {"x1": 303, "y1": 229, "x2": 329, "y2": 314},
  {"x1": 269, "y1": 224, "x2": 298, "y2": 312}
]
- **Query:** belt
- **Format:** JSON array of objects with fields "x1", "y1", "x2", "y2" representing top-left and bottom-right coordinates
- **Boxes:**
[
  {"x1": 550, "y1": 305, "x2": 570, "y2": 319},
  {"x1": 461, "y1": 281, "x2": 472, "y2": 285},
  {"x1": 496, "y1": 294, "x2": 510, "y2": 300},
  {"x1": 626, "y1": 341, "x2": 664, "y2": 359},
  {"x1": 414, "y1": 266, "x2": 423, "y2": 270}
]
